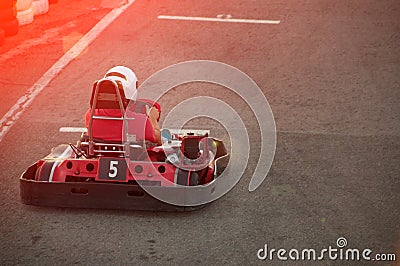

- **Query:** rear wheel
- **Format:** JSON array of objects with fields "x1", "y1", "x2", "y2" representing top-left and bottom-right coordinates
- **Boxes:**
[
  {"x1": 189, "y1": 172, "x2": 199, "y2": 186},
  {"x1": 176, "y1": 170, "x2": 199, "y2": 186},
  {"x1": 35, "y1": 161, "x2": 56, "y2": 181}
]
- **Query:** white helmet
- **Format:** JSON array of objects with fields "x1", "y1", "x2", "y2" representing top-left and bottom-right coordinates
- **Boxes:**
[{"x1": 105, "y1": 66, "x2": 138, "y2": 101}]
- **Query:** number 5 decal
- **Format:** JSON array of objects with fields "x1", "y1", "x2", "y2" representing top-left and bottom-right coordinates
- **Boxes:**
[
  {"x1": 98, "y1": 158, "x2": 127, "y2": 181},
  {"x1": 109, "y1": 160, "x2": 118, "y2": 178}
]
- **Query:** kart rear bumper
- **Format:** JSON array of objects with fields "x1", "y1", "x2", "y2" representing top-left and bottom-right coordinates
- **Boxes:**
[{"x1": 20, "y1": 177, "x2": 206, "y2": 212}]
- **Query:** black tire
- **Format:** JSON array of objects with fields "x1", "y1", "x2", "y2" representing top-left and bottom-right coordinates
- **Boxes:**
[
  {"x1": 0, "y1": 18, "x2": 18, "y2": 36},
  {"x1": 0, "y1": 7, "x2": 16, "y2": 23},
  {"x1": 36, "y1": 161, "x2": 56, "y2": 181},
  {"x1": 176, "y1": 169, "x2": 188, "y2": 186},
  {"x1": 176, "y1": 170, "x2": 199, "y2": 186},
  {"x1": 189, "y1": 172, "x2": 199, "y2": 186},
  {"x1": 0, "y1": 0, "x2": 15, "y2": 9},
  {"x1": 34, "y1": 166, "x2": 40, "y2": 180}
]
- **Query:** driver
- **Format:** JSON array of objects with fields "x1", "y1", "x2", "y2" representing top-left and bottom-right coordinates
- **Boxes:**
[{"x1": 85, "y1": 66, "x2": 161, "y2": 145}]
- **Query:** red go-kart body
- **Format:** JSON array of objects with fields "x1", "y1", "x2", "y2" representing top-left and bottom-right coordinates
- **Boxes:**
[{"x1": 20, "y1": 78, "x2": 229, "y2": 211}]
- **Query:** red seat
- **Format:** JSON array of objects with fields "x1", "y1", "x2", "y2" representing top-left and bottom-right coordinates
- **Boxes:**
[
  {"x1": 86, "y1": 78, "x2": 157, "y2": 143},
  {"x1": 85, "y1": 109, "x2": 156, "y2": 143}
]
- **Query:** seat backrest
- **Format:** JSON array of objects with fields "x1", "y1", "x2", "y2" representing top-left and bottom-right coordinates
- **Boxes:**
[
  {"x1": 90, "y1": 79, "x2": 127, "y2": 110},
  {"x1": 87, "y1": 80, "x2": 157, "y2": 144},
  {"x1": 88, "y1": 78, "x2": 126, "y2": 144},
  {"x1": 88, "y1": 109, "x2": 124, "y2": 141},
  {"x1": 87, "y1": 109, "x2": 156, "y2": 143}
]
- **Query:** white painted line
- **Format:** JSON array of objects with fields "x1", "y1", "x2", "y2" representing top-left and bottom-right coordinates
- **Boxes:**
[
  {"x1": 158, "y1": 15, "x2": 280, "y2": 25},
  {"x1": 277, "y1": 130, "x2": 388, "y2": 137},
  {"x1": 0, "y1": 0, "x2": 135, "y2": 143},
  {"x1": 59, "y1": 127, "x2": 87, "y2": 133}
]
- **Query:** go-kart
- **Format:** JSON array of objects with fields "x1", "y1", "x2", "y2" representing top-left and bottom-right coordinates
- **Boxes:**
[{"x1": 20, "y1": 78, "x2": 229, "y2": 211}]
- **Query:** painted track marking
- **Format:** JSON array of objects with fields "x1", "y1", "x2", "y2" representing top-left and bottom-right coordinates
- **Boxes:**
[
  {"x1": 0, "y1": 0, "x2": 135, "y2": 143},
  {"x1": 158, "y1": 15, "x2": 280, "y2": 25},
  {"x1": 59, "y1": 127, "x2": 87, "y2": 133}
]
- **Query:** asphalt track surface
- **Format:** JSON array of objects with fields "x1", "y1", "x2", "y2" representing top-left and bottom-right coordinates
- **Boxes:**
[{"x1": 0, "y1": 0, "x2": 399, "y2": 265}]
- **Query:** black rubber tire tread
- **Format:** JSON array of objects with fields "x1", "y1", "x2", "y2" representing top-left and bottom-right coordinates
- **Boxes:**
[
  {"x1": 37, "y1": 161, "x2": 56, "y2": 181},
  {"x1": 176, "y1": 169, "x2": 189, "y2": 186},
  {"x1": 189, "y1": 172, "x2": 199, "y2": 186},
  {"x1": 0, "y1": 17, "x2": 18, "y2": 36},
  {"x1": 0, "y1": 7, "x2": 16, "y2": 23},
  {"x1": 176, "y1": 169, "x2": 200, "y2": 186},
  {"x1": 0, "y1": 0, "x2": 15, "y2": 9}
]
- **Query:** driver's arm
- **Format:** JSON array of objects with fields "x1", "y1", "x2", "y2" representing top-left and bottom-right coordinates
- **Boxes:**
[{"x1": 147, "y1": 107, "x2": 161, "y2": 145}]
